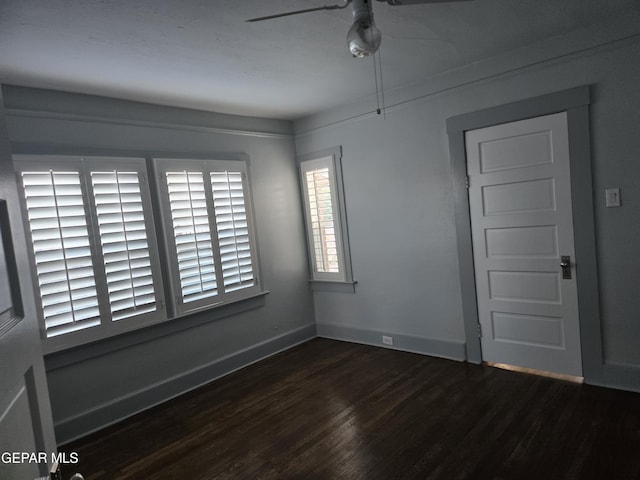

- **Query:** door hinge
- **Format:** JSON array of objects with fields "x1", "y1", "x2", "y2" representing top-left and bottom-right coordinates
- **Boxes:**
[
  {"x1": 465, "y1": 175, "x2": 470, "y2": 189},
  {"x1": 477, "y1": 323, "x2": 482, "y2": 338}
]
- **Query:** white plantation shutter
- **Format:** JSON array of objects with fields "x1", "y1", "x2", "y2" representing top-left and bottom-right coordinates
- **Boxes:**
[
  {"x1": 305, "y1": 167, "x2": 340, "y2": 274},
  {"x1": 17, "y1": 156, "x2": 165, "y2": 351},
  {"x1": 156, "y1": 158, "x2": 260, "y2": 314},
  {"x1": 211, "y1": 171, "x2": 255, "y2": 292},
  {"x1": 21, "y1": 170, "x2": 100, "y2": 337},
  {"x1": 166, "y1": 171, "x2": 218, "y2": 303},
  {"x1": 91, "y1": 171, "x2": 157, "y2": 321},
  {"x1": 16, "y1": 155, "x2": 262, "y2": 347}
]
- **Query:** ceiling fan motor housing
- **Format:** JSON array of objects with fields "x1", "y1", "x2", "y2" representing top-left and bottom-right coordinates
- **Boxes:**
[{"x1": 348, "y1": 0, "x2": 382, "y2": 57}]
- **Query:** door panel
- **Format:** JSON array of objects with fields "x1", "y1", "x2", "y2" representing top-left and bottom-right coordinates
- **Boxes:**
[
  {"x1": 490, "y1": 312, "x2": 564, "y2": 348},
  {"x1": 481, "y1": 177, "x2": 556, "y2": 215},
  {"x1": 478, "y1": 130, "x2": 553, "y2": 172},
  {"x1": 0, "y1": 380, "x2": 41, "y2": 480},
  {"x1": 466, "y1": 112, "x2": 582, "y2": 376},
  {"x1": 485, "y1": 225, "x2": 558, "y2": 259},
  {"x1": 488, "y1": 270, "x2": 561, "y2": 303}
]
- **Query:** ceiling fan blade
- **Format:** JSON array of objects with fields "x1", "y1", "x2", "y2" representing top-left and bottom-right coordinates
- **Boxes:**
[
  {"x1": 246, "y1": 1, "x2": 352, "y2": 23},
  {"x1": 379, "y1": 0, "x2": 472, "y2": 5}
]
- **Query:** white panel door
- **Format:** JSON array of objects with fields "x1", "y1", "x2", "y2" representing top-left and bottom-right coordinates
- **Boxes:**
[
  {"x1": 465, "y1": 112, "x2": 582, "y2": 376},
  {"x1": 0, "y1": 92, "x2": 57, "y2": 479}
]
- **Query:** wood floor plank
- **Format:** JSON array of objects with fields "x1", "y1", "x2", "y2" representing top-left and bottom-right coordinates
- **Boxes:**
[{"x1": 62, "y1": 339, "x2": 640, "y2": 480}]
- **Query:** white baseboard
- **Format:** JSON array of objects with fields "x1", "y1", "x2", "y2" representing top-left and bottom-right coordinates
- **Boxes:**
[{"x1": 316, "y1": 322, "x2": 466, "y2": 362}]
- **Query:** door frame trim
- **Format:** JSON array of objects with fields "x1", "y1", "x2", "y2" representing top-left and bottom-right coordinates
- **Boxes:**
[{"x1": 446, "y1": 86, "x2": 605, "y2": 385}]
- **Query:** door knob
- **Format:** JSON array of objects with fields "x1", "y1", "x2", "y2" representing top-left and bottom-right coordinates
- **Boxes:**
[{"x1": 560, "y1": 255, "x2": 572, "y2": 279}]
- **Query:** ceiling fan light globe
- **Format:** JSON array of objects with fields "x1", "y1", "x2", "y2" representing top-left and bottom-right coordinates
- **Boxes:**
[{"x1": 347, "y1": 20, "x2": 382, "y2": 57}]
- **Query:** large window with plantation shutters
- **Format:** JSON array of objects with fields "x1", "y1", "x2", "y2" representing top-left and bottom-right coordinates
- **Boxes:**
[
  {"x1": 154, "y1": 158, "x2": 260, "y2": 315},
  {"x1": 14, "y1": 155, "x2": 165, "y2": 352}
]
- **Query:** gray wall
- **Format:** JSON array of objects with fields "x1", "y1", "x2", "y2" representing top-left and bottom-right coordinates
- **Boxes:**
[
  {"x1": 5, "y1": 23, "x2": 640, "y2": 445},
  {"x1": 3, "y1": 86, "x2": 316, "y2": 444},
  {"x1": 294, "y1": 36, "x2": 640, "y2": 389}
]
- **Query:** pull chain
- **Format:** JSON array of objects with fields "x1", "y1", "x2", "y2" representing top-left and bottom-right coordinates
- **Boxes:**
[
  {"x1": 377, "y1": 46, "x2": 386, "y2": 118},
  {"x1": 372, "y1": 47, "x2": 386, "y2": 117}
]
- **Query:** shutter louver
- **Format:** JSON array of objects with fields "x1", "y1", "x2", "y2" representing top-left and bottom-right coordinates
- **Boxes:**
[
  {"x1": 22, "y1": 171, "x2": 100, "y2": 337},
  {"x1": 91, "y1": 171, "x2": 157, "y2": 321},
  {"x1": 166, "y1": 171, "x2": 218, "y2": 302},
  {"x1": 211, "y1": 171, "x2": 255, "y2": 292},
  {"x1": 305, "y1": 167, "x2": 340, "y2": 273}
]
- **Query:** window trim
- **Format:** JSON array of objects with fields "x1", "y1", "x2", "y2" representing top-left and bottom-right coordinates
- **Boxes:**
[
  {"x1": 14, "y1": 155, "x2": 167, "y2": 353},
  {"x1": 297, "y1": 146, "x2": 354, "y2": 287},
  {"x1": 14, "y1": 153, "x2": 266, "y2": 353},
  {"x1": 153, "y1": 157, "x2": 262, "y2": 316}
]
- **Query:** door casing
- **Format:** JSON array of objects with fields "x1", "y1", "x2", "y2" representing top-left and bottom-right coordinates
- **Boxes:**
[{"x1": 446, "y1": 86, "x2": 605, "y2": 385}]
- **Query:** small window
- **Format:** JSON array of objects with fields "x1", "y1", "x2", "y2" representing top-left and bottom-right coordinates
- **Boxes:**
[
  {"x1": 155, "y1": 158, "x2": 260, "y2": 315},
  {"x1": 298, "y1": 147, "x2": 353, "y2": 286},
  {"x1": 15, "y1": 156, "x2": 165, "y2": 351}
]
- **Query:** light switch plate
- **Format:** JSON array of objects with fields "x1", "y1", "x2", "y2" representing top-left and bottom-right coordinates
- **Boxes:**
[{"x1": 605, "y1": 188, "x2": 621, "y2": 207}]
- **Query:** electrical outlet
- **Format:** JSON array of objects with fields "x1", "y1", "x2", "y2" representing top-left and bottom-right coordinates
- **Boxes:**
[
  {"x1": 605, "y1": 188, "x2": 621, "y2": 207},
  {"x1": 382, "y1": 335, "x2": 393, "y2": 346}
]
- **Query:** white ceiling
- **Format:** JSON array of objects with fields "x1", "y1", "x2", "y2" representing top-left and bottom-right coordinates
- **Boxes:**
[{"x1": 1, "y1": 0, "x2": 640, "y2": 120}]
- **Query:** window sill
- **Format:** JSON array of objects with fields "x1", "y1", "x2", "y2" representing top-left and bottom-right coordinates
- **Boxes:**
[
  {"x1": 309, "y1": 280, "x2": 357, "y2": 294},
  {"x1": 44, "y1": 291, "x2": 270, "y2": 371}
]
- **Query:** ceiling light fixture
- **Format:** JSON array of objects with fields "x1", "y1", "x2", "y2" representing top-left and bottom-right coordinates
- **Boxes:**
[{"x1": 347, "y1": 0, "x2": 382, "y2": 57}]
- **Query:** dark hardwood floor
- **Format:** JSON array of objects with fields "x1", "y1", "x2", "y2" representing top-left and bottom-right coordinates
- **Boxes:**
[{"x1": 62, "y1": 338, "x2": 640, "y2": 480}]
